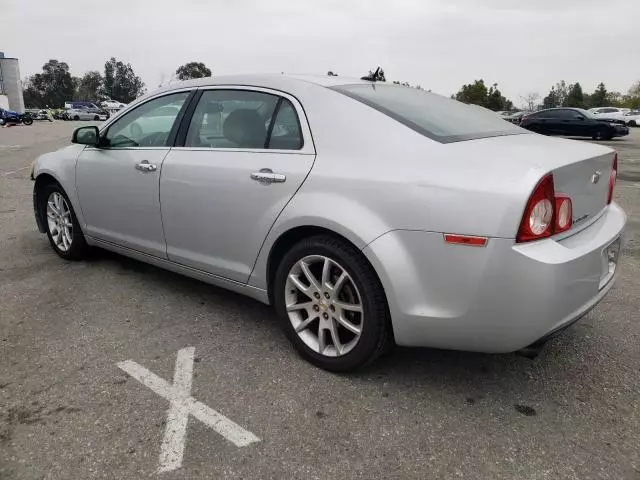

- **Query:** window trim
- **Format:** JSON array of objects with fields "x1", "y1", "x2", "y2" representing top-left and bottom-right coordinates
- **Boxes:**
[{"x1": 172, "y1": 85, "x2": 314, "y2": 155}]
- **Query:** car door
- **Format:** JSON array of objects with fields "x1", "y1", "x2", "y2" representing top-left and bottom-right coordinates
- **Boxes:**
[
  {"x1": 556, "y1": 109, "x2": 582, "y2": 136},
  {"x1": 75, "y1": 90, "x2": 192, "y2": 257},
  {"x1": 528, "y1": 110, "x2": 557, "y2": 134},
  {"x1": 160, "y1": 87, "x2": 315, "y2": 283}
]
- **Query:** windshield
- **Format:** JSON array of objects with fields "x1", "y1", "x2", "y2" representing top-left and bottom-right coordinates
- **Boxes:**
[{"x1": 331, "y1": 84, "x2": 525, "y2": 143}]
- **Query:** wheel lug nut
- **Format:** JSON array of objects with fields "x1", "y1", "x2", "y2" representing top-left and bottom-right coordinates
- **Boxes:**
[
  {"x1": 314, "y1": 292, "x2": 320, "y2": 299},
  {"x1": 313, "y1": 305, "x2": 319, "y2": 312},
  {"x1": 322, "y1": 312, "x2": 329, "y2": 319},
  {"x1": 324, "y1": 292, "x2": 330, "y2": 299}
]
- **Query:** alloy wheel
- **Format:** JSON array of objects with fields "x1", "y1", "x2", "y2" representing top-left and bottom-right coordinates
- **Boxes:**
[
  {"x1": 46, "y1": 192, "x2": 73, "y2": 252},
  {"x1": 285, "y1": 255, "x2": 363, "y2": 357}
]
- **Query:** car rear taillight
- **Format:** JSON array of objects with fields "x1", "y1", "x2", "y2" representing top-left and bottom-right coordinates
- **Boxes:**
[
  {"x1": 516, "y1": 174, "x2": 555, "y2": 243},
  {"x1": 516, "y1": 174, "x2": 574, "y2": 243},
  {"x1": 555, "y1": 194, "x2": 573, "y2": 234},
  {"x1": 607, "y1": 152, "x2": 617, "y2": 204}
]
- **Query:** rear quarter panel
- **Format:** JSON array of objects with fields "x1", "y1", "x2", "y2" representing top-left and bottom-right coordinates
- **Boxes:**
[
  {"x1": 249, "y1": 87, "x2": 540, "y2": 289},
  {"x1": 249, "y1": 86, "x2": 616, "y2": 295}
]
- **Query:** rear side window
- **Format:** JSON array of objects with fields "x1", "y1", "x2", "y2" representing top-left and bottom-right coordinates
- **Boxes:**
[
  {"x1": 185, "y1": 90, "x2": 303, "y2": 150},
  {"x1": 331, "y1": 84, "x2": 524, "y2": 143},
  {"x1": 268, "y1": 99, "x2": 303, "y2": 150},
  {"x1": 186, "y1": 90, "x2": 279, "y2": 149}
]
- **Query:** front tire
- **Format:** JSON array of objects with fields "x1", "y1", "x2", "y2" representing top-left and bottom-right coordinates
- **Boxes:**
[
  {"x1": 273, "y1": 235, "x2": 391, "y2": 372},
  {"x1": 40, "y1": 183, "x2": 88, "y2": 260},
  {"x1": 593, "y1": 129, "x2": 606, "y2": 140}
]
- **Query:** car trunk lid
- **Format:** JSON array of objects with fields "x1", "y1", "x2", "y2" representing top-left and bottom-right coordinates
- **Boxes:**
[
  {"x1": 442, "y1": 133, "x2": 616, "y2": 238},
  {"x1": 553, "y1": 152, "x2": 613, "y2": 232}
]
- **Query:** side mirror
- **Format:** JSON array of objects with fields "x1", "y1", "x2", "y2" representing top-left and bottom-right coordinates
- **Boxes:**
[{"x1": 72, "y1": 126, "x2": 99, "y2": 146}]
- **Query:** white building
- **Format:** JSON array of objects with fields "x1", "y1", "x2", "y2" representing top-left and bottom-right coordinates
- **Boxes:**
[{"x1": 0, "y1": 52, "x2": 25, "y2": 113}]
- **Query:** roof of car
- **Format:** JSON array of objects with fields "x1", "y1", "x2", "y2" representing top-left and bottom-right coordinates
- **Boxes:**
[{"x1": 148, "y1": 74, "x2": 374, "y2": 99}]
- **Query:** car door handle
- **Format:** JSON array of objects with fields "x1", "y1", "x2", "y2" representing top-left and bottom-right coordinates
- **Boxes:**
[
  {"x1": 135, "y1": 161, "x2": 158, "y2": 173},
  {"x1": 250, "y1": 168, "x2": 286, "y2": 184}
]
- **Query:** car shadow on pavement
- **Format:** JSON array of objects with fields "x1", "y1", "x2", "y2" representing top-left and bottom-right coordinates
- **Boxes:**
[{"x1": 84, "y1": 246, "x2": 596, "y2": 406}]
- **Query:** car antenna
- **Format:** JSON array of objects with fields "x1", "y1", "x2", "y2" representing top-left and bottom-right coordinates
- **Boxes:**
[{"x1": 361, "y1": 67, "x2": 381, "y2": 82}]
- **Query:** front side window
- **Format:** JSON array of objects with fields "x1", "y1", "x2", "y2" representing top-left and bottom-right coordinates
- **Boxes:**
[
  {"x1": 185, "y1": 90, "x2": 280, "y2": 149},
  {"x1": 104, "y1": 92, "x2": 190, "y2": 148}
]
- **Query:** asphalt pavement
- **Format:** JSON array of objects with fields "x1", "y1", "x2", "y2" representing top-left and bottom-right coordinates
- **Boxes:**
[{"x1": 1, "y1": 122, "x2": 639, "y2": 479}]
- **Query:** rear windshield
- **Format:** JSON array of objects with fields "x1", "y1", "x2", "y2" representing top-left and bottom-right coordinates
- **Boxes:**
[{"x1": 331, "y1": 84, "x2": 526, "y2": 143}]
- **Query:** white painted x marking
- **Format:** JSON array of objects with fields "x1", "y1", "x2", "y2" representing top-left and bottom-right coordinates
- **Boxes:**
[{"x1": 117, "y1": 347, "x2": 260, "y2": 473}]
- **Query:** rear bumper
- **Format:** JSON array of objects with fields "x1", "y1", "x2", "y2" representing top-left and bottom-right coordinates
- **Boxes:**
[{"x1": 363, "y1": 203, "x2": 627, "y2": 352}]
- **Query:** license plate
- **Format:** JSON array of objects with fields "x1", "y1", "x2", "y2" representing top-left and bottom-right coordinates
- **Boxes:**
[{"x1": 600, "y1": 237, "x2": 621, "y2": 288}]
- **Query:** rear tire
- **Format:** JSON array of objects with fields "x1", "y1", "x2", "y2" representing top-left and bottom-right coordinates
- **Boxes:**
[
  {"x1": 94, "y1": 115, "x2": 100, "y2": 121},
  {"x1": 74, "y1": 115, "x2": 80, "y2": 121},
  {"x1": 273, "y1": 235, "x2": 392, "y2": 372},
  {"x1": 23, "y1": 117, "x2": 33, "y2": 126},
  {"x1": 39, "y1": 183, "x2": 89, "y2": 260},
  {"x1": 630, "y1": 120, "x2": 637, "y2": 127}
]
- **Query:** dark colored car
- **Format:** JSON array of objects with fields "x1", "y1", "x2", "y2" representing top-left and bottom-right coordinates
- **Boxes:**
[{"x1": 520, "y1": 108, "x2": 629, "y2": 140}]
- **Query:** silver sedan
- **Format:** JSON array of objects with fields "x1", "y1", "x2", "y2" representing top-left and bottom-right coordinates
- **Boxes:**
[
  {"x1": 32, "y1": 75, "x2": 626, "y2": 371},
  {"x1": 66, "y1": 108, "x2": 108, "y2": 121}
]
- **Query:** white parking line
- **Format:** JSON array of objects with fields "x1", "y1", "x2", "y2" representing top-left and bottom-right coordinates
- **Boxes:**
[{"x1": 117, "y1": 347, "x2": 260, "y2": 474}]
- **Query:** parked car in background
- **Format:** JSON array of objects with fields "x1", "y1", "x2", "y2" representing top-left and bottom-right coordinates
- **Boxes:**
[
  {"x1": 100, "y1": 99, "x2": 127, "y2": 109},
  {"x1": 521, "y1": 108, "x2": 629, "y2": 139},
  {"x1": 589, "y1": 107, "x2": 628, "y2": 123},
  {"x1": 65, "y1": 101, "x2": 100, "y2": 110},
  {"x1": 503, "y1": 111, "x2": 528, "y2": 124},
  {"x1": 31, "y1": 75, "x2": 626, "y2": 371},
  {"x1": 66, "y1": 107, "x2": 108, "y2": 121},
  {"x1": 623, "y1": 111, "x2": 640, "y2": 127}
]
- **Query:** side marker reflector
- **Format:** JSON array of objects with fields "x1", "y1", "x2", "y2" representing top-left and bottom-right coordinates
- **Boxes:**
[{"x1": 444, "y1": 234, "x2": 488, "y2": 247}]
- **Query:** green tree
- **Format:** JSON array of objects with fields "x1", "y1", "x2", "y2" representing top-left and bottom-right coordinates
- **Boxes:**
[
  {"x1": 455, "y1": 79, "x2": 489, "y2": 106},
  {"x1": 565, "y1": 82, "x2": 585, "y2": 108},
  {"x1": 589, "y1": 82, "x2": 608, "y2": 108},
  {"x1": 554, "y1": 80, "x2": 569, "y2": 107},
  {"x1": 76, "y1": 71, "x2": 104, "y2": 101},
  {"x1": 22, "y1": 59, "x2": 75, "y2": 108},
  {"x1": 454, "y1": 80, "x2": 512, "y2": 111},
  {"x1": 628, "y1": 81, "x2": 640, "y2": 109},
  {"x1": 542, "y1": 87, "x2": 558, "y2": 109},
  {"x1": 486, "y1": 83, "x2": 513, "y2": 111},
  {"x1": 103, "y1": 57, "x2": 145, "y2": 103},
  {"x1": 175, "y1": 62, "x2": 212, "y2": 81}
]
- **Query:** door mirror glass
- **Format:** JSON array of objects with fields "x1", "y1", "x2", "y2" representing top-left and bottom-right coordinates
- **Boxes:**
[{"x1": 72, "y1": 126, "x2": 99, "y2": 145}]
